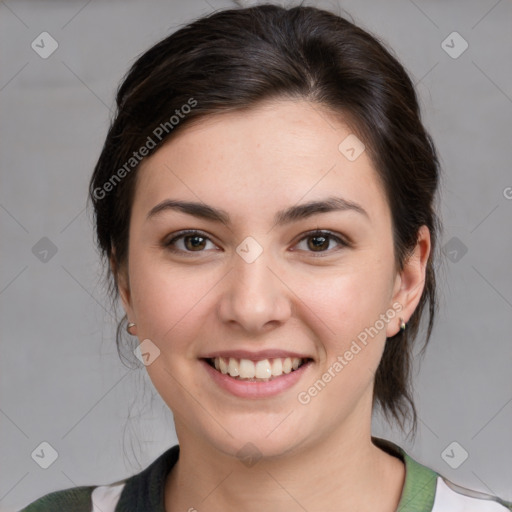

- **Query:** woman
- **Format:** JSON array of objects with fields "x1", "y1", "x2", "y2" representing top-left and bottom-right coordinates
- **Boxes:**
[{"x1": 21, "y1": 4, "x2": 512, "y2": 511}]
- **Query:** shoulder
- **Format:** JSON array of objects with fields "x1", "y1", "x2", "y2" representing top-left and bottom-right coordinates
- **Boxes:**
[
  {"x1": 18, "y1": 445, "x2": 180, "y2": 512},
  {"x1": 432, "y1": 476, "x2": 512, "y2": 512},
  {"x1": 19, "y1": 480, "x2": 127, "y2": 512},
  {"x1": 372, "y1": 437, "x2": 512, "y2": 512},
  {"x1": 18, "y1": 485, "x2": 95, "y2": 511},
  {"x1": 401, "y1": 449, "x2": 512, "y2": 512}
]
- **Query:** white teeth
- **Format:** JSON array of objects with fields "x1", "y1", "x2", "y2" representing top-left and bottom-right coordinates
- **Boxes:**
[
  {"x1": 271, "y1": 358, "x2": 282, "y2": 376},
  {"x1": 239, "y1": 359, "x2": 255, "y2": 379},
  {"x1": 228, "y1": 358, "x2": 239, "y2": 377},
  {"x1": 211, "y1": 356, "x2": 306, "y2": 380},
  {"x1": 255, "y1": 359, "x2": 272, "y2": 379},
  {"x1": 219, "y1": 357, "x2": 228, "y2": 374}
]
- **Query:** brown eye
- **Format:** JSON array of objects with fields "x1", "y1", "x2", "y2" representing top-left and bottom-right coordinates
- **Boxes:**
[
  {"x1": 295, "y1": 230, "x2": 348, "y2": 256},
  {"x1": 183, "y1": 234, "x2": 207, "y2": 251},
  {"x1": 307, "y1": 234, "x2": 330, "y2": 251},
  {"x1": 164, "y1": 230, "x2": 216, "y2": 254}
]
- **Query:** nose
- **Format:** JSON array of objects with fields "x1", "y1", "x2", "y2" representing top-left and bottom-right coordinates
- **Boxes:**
[{"x1": 217, "y1": 245, "x2": 292, "y2": 334}]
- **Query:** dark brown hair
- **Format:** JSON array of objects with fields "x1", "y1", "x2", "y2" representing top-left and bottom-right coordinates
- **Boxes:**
[{"x1": 88, "y1": 4, "x2": 440, "y2": 436}]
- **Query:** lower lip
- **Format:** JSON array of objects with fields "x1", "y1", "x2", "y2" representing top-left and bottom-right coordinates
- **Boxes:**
[{"x1": 201, "y1": 359, "x2": 312, "y2": 399}]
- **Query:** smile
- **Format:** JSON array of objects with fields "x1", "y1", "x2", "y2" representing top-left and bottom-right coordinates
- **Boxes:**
[{"x1": 206, "y1": 356, "x2": 308, "y2": 381}]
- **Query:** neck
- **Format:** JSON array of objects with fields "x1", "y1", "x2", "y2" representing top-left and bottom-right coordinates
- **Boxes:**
[{"x1": 164, "y1": 419, "x2": 405, "y2": 512}]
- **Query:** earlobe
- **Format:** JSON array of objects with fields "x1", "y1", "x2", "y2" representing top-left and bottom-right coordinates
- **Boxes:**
[{"x1": 387, "y1": 225, "x2": 431, "y2": 337}]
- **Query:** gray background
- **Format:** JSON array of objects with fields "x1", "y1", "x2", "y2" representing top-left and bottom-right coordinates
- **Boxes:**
[{"x1": 1, "y1": 0, "x2": 511, "y2": 510}]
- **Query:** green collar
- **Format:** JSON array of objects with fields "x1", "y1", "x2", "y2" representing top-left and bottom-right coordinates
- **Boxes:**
[{"x1": 372, "y1": 436, "x2": 438, "y2": 512}]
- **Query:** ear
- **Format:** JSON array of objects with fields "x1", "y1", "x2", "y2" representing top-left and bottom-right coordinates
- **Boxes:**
[
  {"x1": 386, "y1": 225, "x2": 431, "y2": 337},
  {"x1": 110, "y1": 248, "x2": 136, "y2": 327}
]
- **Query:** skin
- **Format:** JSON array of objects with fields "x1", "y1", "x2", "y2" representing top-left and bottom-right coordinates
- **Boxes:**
[{"x1": 115, "y1": 98, "x2": 431, "y2": 512}]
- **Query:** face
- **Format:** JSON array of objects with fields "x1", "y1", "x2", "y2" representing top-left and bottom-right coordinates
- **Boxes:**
[{"x1": 117, "y1": 99, "x2": 429, "y2": 460}]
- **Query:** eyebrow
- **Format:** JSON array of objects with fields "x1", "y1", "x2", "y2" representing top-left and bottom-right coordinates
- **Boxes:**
[{"x1": 146, "y1": 196, "x2": 369, "y2": 226}]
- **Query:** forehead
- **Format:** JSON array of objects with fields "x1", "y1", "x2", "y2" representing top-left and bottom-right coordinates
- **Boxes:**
[{"x1": 132, "y1": 99, "x2": 388, "y2": 225}]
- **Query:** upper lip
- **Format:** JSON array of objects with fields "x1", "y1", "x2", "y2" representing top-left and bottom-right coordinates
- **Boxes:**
[{"x1": 200, "y1": 349, "x2": 313, "y2": 361}]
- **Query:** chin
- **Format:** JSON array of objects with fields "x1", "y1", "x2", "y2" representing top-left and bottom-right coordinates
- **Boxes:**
[{"x1": 192, "y1": 414, "x2": 311, "y2": 463}]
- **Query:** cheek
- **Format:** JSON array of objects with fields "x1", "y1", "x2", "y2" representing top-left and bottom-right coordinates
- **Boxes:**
[
  {"x1": 128, "y1": 253, "x2": 205, "y2": 350},
  {"x1": 128, "y1": 260, "x2": 208, "y2": 402},
  {"x1": 299, "y1": 266, "x2": 393, "y2": 408},
  {"x1": 298, "y1": 260, "x2": 394, "y2": 345}
]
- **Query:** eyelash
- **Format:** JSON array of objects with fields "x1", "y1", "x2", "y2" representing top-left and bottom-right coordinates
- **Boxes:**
[{"x1": 163, "y1": 229, "x2": 350, "y2": 257}]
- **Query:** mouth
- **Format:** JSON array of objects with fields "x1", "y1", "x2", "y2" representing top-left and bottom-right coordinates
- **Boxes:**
[{"x1": 203, "y1": 356, "x2": 312, "y2": 382}]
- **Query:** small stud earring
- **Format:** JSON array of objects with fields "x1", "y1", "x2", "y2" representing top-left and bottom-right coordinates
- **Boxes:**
[
  {"x1": 127, "y1": 322, "x2": 136, "y2": 335},
  {"x1": 399, "y1": 317, "x2": 406, "y2": 331}
]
